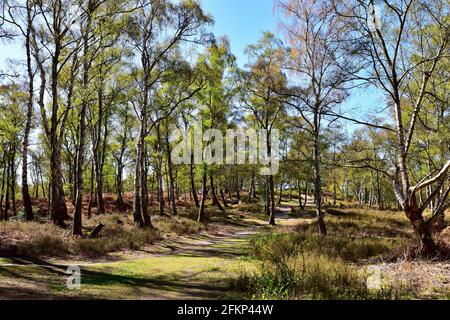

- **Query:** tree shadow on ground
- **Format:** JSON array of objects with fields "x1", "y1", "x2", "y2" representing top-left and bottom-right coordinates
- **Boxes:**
[{"x1": 0, "y1": 256, "x2": 235, "y2": 299}]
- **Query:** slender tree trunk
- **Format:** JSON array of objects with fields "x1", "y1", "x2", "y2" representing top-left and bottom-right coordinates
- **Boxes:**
[
  {"x1": 288, "y1": 178, "x2": 292, "y2": 200},
  {"x1": 49, "y1": 34, "x2": 68, "y2": 227},
  {"x1": 250, "y1": 171, "x2": 257, "y2": 200},
  {"x1": 156, "y1": 125, "x2": 165, "y2": 216},
  {"x1": 235, "y1": 170, "x2": 241, "y2": 202},
  {"x1": 220, "y1": 187, "x2": 229, "y2": 208},
  {"x1": 0, "y1": 151, "x2": 7, "y2": 220},
  {"x1": 189, "y1": 154, "x2": 200, "y2": 208},
  {"x1": 333, "y1": 176, "x2": 337, "y2": 206},
  {"x1": 40, "y1": 166, "x2": 45, "y2": 199},
  {"x1": 87, "y1": 164, "x2": 94, "y2": 219},
  {"x1": 10, "y1": 147, "x2": 16, "y2": 215},
  {"x1": 140, "y1": 142, "x2": 151, "y2": 226},
  {"x1": 165, "y1": 127, "x2": 177, "y2": 215},
  {"x1": 297, "y1": 180, "x2": 304, "y2": 210},
  {"x1": 73, "y1": 2, "x2": 93, "y2": 235},
  {"x1": 268, "y1": 175, "x2": 276, "y2": 226},
  {"x1": 277, "y1": 182, "x2": 283, "y2": 205},
  {"x1": 376, "y1": 169, "x2": 383, "y2": 210},
  {"x1": 94, "y1": 85, "x2": 105, "y2": 215},
  {"x1": 267, "y1": 130, "x2": 276, "y2": 226},
  {"x1": 115, "y1": 163, "x2": 124, "y2": 210},
  {"x1": 313, "y1": 113, "x2": 326, "y2": 235},
  {"x1": 22, "y1": 9, "x2": 34, "y2": 221},
  {"x1": 210, "y1": 174, "x2": 225, "y2": 212},
  {"x1": 133, "y1": 136, "x2": 144, "y2": 226},
  {"x1": 303, "y1": 181, "x2": 308, "y2": 208},
  {"x1": 4, "y1": 155, "x2": 11, "y2": 221},
  {"x1": 198, "y1": 167, "x2": 208, "y2": 222},
  {"x1": 265, "y1": 177, "x2": 270, "y2": 216}
]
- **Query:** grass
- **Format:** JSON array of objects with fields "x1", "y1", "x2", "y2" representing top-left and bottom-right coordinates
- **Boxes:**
[
  {"x1": 229, "y1": 252, "x2": 408, "y2": 300},
  {"x1": 153, "y1": 216, "x2": 206, "y2": 235},
  {"x1": 0, "y1": 257, "x2": 239, "y2": 299},
  {"x1": 0, "y1": 204, "x2": 447, "y2": 300},
  {"x1": 0, "y1": 226, "x2": 256, "y2": 299},
  {"x1": 0, "y1": 213, "x2": 211, "y2": 259},
  {"x1": 231, "y1": 232, "x2": 412, "y2": 300},
  {"x1": 250, "y1": 232, "x2": 401, "y2": 263},
  {"x1": 228, "y1": 206, "x2": 418, "y2": 300}
]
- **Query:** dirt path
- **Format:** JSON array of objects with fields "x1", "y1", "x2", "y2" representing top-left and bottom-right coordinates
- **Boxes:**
[{"x1": 0, "y1": 209, "x2": 301, "y2": 300}]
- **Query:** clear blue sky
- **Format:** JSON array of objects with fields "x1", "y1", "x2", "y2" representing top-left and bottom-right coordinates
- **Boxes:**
[{"x1": 200, "y1": 0, "x2": 279, "y2": 67}]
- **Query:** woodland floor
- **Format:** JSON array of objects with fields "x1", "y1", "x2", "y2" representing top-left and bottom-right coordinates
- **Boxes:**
[{"x1": 0, "y1": 200, "x2": 449, "y2": 300}]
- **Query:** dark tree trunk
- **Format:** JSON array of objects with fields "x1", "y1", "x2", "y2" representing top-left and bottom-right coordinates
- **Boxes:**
[
  {"x1": 10, "y1": 147, "x2": 16, "y2": 215},
  {"x1": 333, "y1": 176, "x2": 337, "y2": 206},
  {"x1": 141, "y1": 143, "x2": 151, "y2": 226},
  {"x1": 288, "y1": 178, "x2": 292, "y2": 200},
  {"x1": 133, "y1": 141, "x2": 144, "y2": 226},
  {"x1": 268, "y1": 175, "x2": 276, "y2": 226},
  {"x1": 50, "y1": 143, "x2": 68, "y2": 227},
  {"x1": 73, "y1": 2, "x2": 94, "y2": 235},
  {"x1": 277, "y1": 182, "x2": 283, "y2": 205},
  {"x1": 313, "y1": 114, "x2": 326, "y2": 235},
  {"x1": 22, "y1": 9, "x2": 34, "y2": 221},
  {"x1": 156, "y1": 125, "x2": 165, "y2": 216},
  {"x1": 189, "y1": 154, "x2": 200, "y2": 208},
  {"x1": 303, "y1": 181, "x2": 308, "y2": 209},
  {"x1": 165, "y1": 127, "x2": 177, "y2": 215},
  {"x1": 376, "y1": 169, "x2": 383, "y2": 210},
  {"x1": 0, "y1": 151, "x2": 7, "y2": 220},
  {"x1": 88, "y1": 163, "x2": 94, "y2": 219},
  {"x1": 297, "y1": 180, "x2": 304, "y2": 210},
  {"x1": 265, "y1": 177, "x2": 270, "y2": 216},
  {"x1": 198, "y1": 168, "x2": 208, "y2": 223},
  {"x1": 210, "y1": 174, "x2": 225, "y2": 212},
  {"x1": 93, "y1": 85, "x2": 105, "y2": 215},
  {"x1": 4, "y1": 155, "x2": 11, "y2": 221},
  {"x1": 115, "y1": 163, "x2": 124, "y2": 210},
  {"x1": 220, "y1": 187, "x2": 229, "y2": 208},
  {"x1": 49, "y1": 21, "x2": 68, "y2": 227},
  {"x1": 249, "y1": 171, "x2": 257, "y2": 200}
]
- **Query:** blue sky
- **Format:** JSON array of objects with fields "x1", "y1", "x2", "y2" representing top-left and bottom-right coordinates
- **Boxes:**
[
  {"x1": 200, "y1": 0, "x2": 279, "y2": 67},
  {"x1": 200, "y1": 0, "x2": 385, "y2": 129},
  {"x1": 0, "y1": 0, "x2": 278, "y2": 70}
]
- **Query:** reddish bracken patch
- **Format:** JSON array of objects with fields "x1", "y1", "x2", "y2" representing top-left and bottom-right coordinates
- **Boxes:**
[{"x1": 13, "y1": 192, "x2": 199, "y2": 217}]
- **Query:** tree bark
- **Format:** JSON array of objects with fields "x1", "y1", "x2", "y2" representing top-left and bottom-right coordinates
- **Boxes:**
[
  {"x1": 73, "y1": 0, "x2": 94, "y2": 235},
  {"x1": 198, "y1": 168, "x2": 208, "y2": 223},
  {"x1": 189, "y1": 155, "x2": 200, "y2": 208},
  {"x1": 165, "y1": 127, "x2": 177, "y2": 215},
  {"x1": 133, "y1": 136, "x2": 144, "y2": 226},
  {"x1": 210, "y1": 174, "x2": 225, "y2": 212},
  {"x1": 22, "y1": 5, "x2": 34, "y2": 221},
  {"x1": 268, "y1": 175, "x2": 276, "y2": 226},
  {"x1": 313, "y1": 112, "x2": 326, "y2": 235}
]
